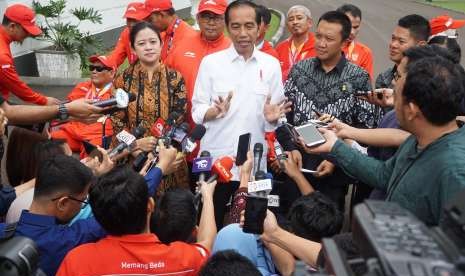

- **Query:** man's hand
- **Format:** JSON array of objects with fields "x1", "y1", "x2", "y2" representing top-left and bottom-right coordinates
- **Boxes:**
[
  {"x1": 358, "y1": 88, "x2": 394, "y2": 108},
  {"x1": 240, "y1": 150, "x2": 254, "y2": 177},
  {"x1": 46, "y1": 96, "x2": 61, "y2": 105},
  {"x1": 269, "y1": 159, "x2": 283, "y2": 175},
  {"x1": 315, "y1": 160, "x2": 335, "y2": 178},
  {"x1": 136, "y1": 136, "x2": 157, "y2": 152},
  {"x1": 65, "y1": 98, "x2": 103, "y2": 121},
  {"x1": 240, "y1": 209, "x2": 280, "y2": 243},
  {"x1": 299, "y1": 128, "x2": 338, "y2": 154},
  {"x1": 213, "y1": 91, "x2": 233, "y2": 119},
  {"x1": 318, "y1": 113, "x2": 336, "y2": 123},
  {"x1": 282, "y1": 151, "x2": 300, "y2": 179},
  {"x1": 290, "y1": 149, "x2": 302, "y2": 169},
  {"x1": 0, "y1": 108, "x2": 8, "y2": 137},
  {"x1": 156, "y1": 140, "x2": 177, "y2": 175},
  {"x1": 81, "y1": 147, "x2": 114, "y2": 176},
  {"x1": 199, "y1": 180, "x2": 217, "y2": 200},
  {"x1": 263, "y1": 95, "x2": 292, "y2": 123},
  {"x1": 329, "y1": 120, "x2": 354, "y2": 139}
]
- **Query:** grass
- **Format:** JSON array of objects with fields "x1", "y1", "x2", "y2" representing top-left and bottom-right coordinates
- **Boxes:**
[{"x1": 421, "y1": 1, "x2": 465, "y2": 13}]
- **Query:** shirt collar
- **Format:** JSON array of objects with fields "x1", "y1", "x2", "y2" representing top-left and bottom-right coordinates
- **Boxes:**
[
  {"x1": 106, "y1": 233, "x2": 161, "y2": 243},
  {"x1": 165, "y1": 17, "x2": 181, "y2": 36},
  {"x1": 315, "y1": 53, "x2": 347, "y2": 74},
  {"x1": 226, "y1": 44, "x2": 259, "y2": 62},
  {"x1": 0, "y1": 27, "x2": 12, "y2": 45},
  {"x1": 201, "y1": 32, "x2": 228, "y2": 47},
  {"x1": 19, "y1": 210, "x2": 58, "y2": 227}
]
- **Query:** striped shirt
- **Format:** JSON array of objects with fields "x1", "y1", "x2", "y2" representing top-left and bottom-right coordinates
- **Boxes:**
[{"x1": 284, "y1": 55, "x2": 382, "y2": 129}]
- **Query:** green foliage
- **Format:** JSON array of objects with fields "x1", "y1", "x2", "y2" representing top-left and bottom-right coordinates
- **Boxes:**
[{"x1": 32, "y1": 0, "x2": 103, "y2": 69}]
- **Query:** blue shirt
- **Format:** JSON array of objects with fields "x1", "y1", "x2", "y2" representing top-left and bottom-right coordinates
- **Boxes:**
[
  {"x1": 0, "y1": 210, "x2": 106, "y2": 276},
  {"x1": 144, "y1": 166, "x2": 163, "y2": 196}
]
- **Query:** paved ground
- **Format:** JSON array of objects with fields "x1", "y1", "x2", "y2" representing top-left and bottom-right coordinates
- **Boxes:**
[{"x1": 256, "y1": 0, "x2": 465, "y2": 77}]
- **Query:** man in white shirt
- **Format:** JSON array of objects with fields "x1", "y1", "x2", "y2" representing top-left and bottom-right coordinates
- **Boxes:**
[{"x1": 192, "y1": 0, "x2": 289, "y2": 229}]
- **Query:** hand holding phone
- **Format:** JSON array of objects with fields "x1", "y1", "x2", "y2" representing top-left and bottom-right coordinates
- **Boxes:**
[
  {"x1": 294, "y1": 123, "x2": 326, "y2": 148},
  {"x1": 236, "y1": 133, "x2": 251, "y2": 166},
  {"x1": 243, "y1": 195, "x2": 268, "y2": 234}
]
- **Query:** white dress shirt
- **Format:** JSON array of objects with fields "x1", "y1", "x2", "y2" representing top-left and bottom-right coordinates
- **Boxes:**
[{"x1": 192, "y1": 45, "x2": 284, "y2": 180}]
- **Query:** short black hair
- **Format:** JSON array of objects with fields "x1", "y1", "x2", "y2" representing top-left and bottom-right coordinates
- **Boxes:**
[
  {"x1": 257, "y1": 5, "x2": 271, "y2": 25},
  {"x1": 199, "y1": 250, "x2": 261, "y2": 276},
  {"x1": 398, "y1": 14, "x2": 430, "y2": 42},
  {"x1": 2, "y1": 16, "x2": 12, "y2": 26},
  {"x1": 288, "y1": 191, "x2": 343, "y2": 242},
  {"x1": 403, "y1": 56, "x2": 464, "y2": 125},
  {"x1": 428, "y1": 36, "x2": 462, "y2": 64},
  {"x1": 90, "y1": 165, "x2": 149, "y2": 236},
  {"x1": 151, "y1": 188, "x2": 197, "y2": 243},
  {"x1": 130, "y1": 21, "x2": 162, "y2": 49},
  {"x1": 318, "y1": 11, "x2": 352, "y2": 41},
  {"x1": 34, "y1": 155, "x2": 93, "y2": 199},
  {"x1": 225, "y1": 0, "x2": 261, "y2": 27},
  {"x1": 336, "y1": 4, "x2": 362, "y2": 20}
]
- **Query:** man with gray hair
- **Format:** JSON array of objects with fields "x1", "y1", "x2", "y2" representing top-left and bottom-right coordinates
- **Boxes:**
[{"x1": 275, "y1": 5, "x2": 316, "y2": 80}]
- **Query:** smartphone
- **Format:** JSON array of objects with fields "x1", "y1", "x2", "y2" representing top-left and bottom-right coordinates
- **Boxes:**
[
  {"x1": 243, "y1": 195, "x2": 268, "y2": 234},
  {"x1": 83, "y1": 141, "x2": 103, "y2": 162},
  {"x1": 295, "y1": 123, "x2": 326, "y2": 147},
  {"x1": 236, "y1": 133, "x2": 251, "y2": 166}
]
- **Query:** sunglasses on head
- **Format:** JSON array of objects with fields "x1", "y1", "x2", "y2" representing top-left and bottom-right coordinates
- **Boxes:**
[{"x1": 89, "y1": 65, "x2": 112, "y2": 72}]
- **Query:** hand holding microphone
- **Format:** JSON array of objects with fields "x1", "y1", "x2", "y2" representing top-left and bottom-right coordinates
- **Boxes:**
[{"x1": 155, "y1": 140, "x2": 178, "y2": 176}]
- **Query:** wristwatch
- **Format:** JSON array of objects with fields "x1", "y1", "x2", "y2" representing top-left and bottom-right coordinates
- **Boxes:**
[{"x1": 57, "y1": 103, "x2": 69, "y2": 121}]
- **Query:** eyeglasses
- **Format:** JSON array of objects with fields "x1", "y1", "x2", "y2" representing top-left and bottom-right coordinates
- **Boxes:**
[
  {"x1": 199, "y1": 13, "x2": 224, "y2": 23},
  {"x1": 89, "y1": 65, "x2": 112, "y2": 72},
  {"x1": 52, "y1": 195, "x2": 89, "y2": 209}
]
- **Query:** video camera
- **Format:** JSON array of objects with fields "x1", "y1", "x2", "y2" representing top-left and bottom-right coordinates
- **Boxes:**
[
  {"x1": 0, "y1": 235, "x2": 44, "y2": 276},
  {"x1": 317, "y1": 190, "x2": 465, "y2": 276}
]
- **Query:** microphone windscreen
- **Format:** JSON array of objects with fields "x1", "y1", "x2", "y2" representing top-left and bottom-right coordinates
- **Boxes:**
[
  {"x1": 254, "y1": 143, "x2": 264, "y2": 154},
  {"x1": 200, "y1": 150, "x2": 211, "y2": 157},
  {"x1": 190, "y1": 125, "x2": 206, "y2": 141},
  {"x1": 132, "y1": 126, "x2": 146, "y2": 138}
]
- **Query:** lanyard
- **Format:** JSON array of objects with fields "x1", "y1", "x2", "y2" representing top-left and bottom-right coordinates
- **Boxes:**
[
  {"x1": 166, "y1": 18, "x2": 181, "y2": 54},
  {"x1": 289, "y1": 39, "x2": 306, "y2": 68},
  {"x1": 86, "y1": 83, "x2": 112, "y2": 100}
]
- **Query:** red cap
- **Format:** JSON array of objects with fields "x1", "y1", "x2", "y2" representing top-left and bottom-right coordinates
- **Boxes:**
[
  {"x1": 430, "y1": 15, "x2": 465, "y2": 36},
  {"x1": 198, "y1": 0, "x2": 228, "y2": 15},
  {"x1": 4, "y1": 4, "x2": 42, "y2": 36},
  {"x1": 145, "y1": 0, "x2": 173, "y2": 13},
  {"x1": 89, "y1": 55, "x2": 116, "y2": 70},
  {"x1": 124, "y1": 2, "x2": 151, "y2": 20}
]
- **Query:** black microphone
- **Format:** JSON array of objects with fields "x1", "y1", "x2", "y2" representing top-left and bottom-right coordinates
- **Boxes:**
[
  {"x1": 109, "y1": 125, "x2": 146, "y2": 158},
  {"x1": 94, "y1": 89, "x2": 136, "y2": 108},
  {"x1": 160, "y1": 111, "x2": 181, "y2": 146},
  {"x1": 183, "y1": 124, "x2": 206, "y2": 153},
  {"x1": 253, "y1": 143, "x2": 264, "y2": 176}
]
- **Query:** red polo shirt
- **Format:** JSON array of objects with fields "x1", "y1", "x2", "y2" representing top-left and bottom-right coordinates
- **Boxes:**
[
  {"x1": 0, "y1": 27, "x2": 47, "y2": 105},
  {"x1": 160, "y1": 18, "x2": 197, "y2": 62},
  {"x1": 57, "y1": 233, "x2": 209, "y2": 276},
  {"x1": 259, "y1": 40, "x2": 279, "y2": 60},
  {"x1": 343, "y1": 40, "x2": 374, "y2": 78},
  {"x1": 275, "y1": 33, "x2": 316, "y2": 81},
  {"x1": 107, "y1": 27, "x2": 138, "y2": 68}
]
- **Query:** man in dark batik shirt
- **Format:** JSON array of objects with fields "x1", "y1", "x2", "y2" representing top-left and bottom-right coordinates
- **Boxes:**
[{"x1": 276, "y1": 11, "x2": 381, "y2": 211}]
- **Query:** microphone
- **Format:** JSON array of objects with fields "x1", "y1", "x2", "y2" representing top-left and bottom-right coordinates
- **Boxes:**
[
  {"x1": 160, "y1": 111, "x2": 181, "y2": 146},
  {"x1": 206, "y1": 156, "x2": 234, "y2": 183},
  {"x1": 182, "y1": 124, "x2": 206, "y2": 153},
  {"x1": 192, "y1": 151, "x2": 212, "y2": 183},
  {"x1": 93, "y1": 88, "x2": 136, "y2": 108},
  {"x1": 173, "y1": 122, "x2": 190, "y2": 144},
  {"x1": 194, "y1": 155, "x2": 233, "y2": 210},
  {"x1": 253, "y1": 143, "x2": 264, "y2": 176},
  {"x1": 109, "y1": 125, "x2": 146, "y2": 158},
  {"x1": 150, "y1": 118, "x2": 167, "y2": 138}
]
